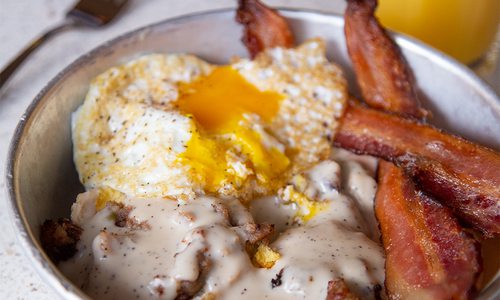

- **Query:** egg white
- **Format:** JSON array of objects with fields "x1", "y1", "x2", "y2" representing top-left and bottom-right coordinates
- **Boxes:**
[{"x1": 72, "y1": 39, "x2": 347, "y2": 201}]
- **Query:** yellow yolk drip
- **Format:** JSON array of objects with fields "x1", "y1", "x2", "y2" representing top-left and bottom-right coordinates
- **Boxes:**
[
  {"x1": 280, "y1": 185, "x2": 329, "y2": 222},
  {"x1": 95, "y1": 186, "x2": 126, "y2": 211},
  {"x1": 180, "y1": 128, "x2": 227, "y2": 192},
  {"x1": 176, "y1": 66, "x2": 289, "y2": 194}
]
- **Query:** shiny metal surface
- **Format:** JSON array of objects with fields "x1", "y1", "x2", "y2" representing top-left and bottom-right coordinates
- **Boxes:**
[{"x1": 6, "y1": 9, "x2": 500, "y2": 299}]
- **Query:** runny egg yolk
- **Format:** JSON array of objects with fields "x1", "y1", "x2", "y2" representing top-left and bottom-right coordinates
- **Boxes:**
[
  {"x1": 176, "y1": 66, "x2": 281, "y2": 131},
  {"x1": 176, "y1": 66, "x2": 290, "y2": 194}
]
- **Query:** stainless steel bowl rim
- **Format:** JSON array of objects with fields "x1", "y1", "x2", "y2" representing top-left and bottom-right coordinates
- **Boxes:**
[{"x1": 6, "y1": 8, "x2": 500, "y2": 300}]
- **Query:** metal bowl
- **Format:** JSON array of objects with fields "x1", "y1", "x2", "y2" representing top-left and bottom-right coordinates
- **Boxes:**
[{"x1": 7, "y1": 8, "x2": 500, "y2": 299}]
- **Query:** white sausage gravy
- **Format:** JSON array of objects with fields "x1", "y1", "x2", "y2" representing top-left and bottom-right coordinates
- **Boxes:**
[{"x1": 61, "y1": 150, "x2": 385, "y2": 299}]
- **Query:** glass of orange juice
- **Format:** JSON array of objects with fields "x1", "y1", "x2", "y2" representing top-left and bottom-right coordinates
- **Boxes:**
[{"x1": 376, "y1": 0, "x2": 500, "y2": 64}]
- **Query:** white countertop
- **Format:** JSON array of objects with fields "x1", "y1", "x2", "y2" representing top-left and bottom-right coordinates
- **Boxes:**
[{"x1": 0, "y1": 0, "x2": 497, "y2": 299}]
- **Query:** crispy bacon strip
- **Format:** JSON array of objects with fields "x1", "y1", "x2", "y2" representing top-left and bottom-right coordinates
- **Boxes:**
[
  {"x1": 334, "y1": 103, "x2": 500, "y2": 236},
  {"x1": 345, "y1": 0, "x2": 427, "y2": 119},
  {"x1": 236, "y1": 0, "x2": 294, "y2": 58},
  {"x1": 376, "y1": 162, "x2": 481, "y2": 299},
  {"x1": 345, "y1": 0, "x2": 483, "y2": 298}
]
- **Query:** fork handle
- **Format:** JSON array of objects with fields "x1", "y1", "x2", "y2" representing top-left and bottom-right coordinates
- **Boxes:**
[{"x1": 0, "y1": 20, "x2": 77, "y2": 90}]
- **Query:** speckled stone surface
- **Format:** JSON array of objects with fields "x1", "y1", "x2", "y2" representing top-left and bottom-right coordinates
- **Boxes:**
[{"x1": 0, "y1": 0, "x2": 497, "y2": 299}]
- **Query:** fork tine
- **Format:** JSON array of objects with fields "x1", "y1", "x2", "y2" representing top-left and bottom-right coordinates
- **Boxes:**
[
  {"x1": 68, "y1": 0, "x2": 129, "y2": 27},
  {"x1": 1, "y1": 0, "x2": 129, "y2": 90}
]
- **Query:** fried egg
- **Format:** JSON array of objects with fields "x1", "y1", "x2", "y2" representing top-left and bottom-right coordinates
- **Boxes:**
[{"x1": 72, "y1": 39, "x2": 347, "y2": 202}]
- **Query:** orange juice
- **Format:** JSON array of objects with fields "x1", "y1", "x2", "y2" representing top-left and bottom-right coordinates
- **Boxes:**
[{"x1": 376, "y1": 0, "x2": 500, "y2": 64}]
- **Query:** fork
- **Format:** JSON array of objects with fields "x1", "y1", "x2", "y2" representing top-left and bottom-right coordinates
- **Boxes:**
[{"x1": 0, "y1": 0, "x2": 128, "y2": 90}]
